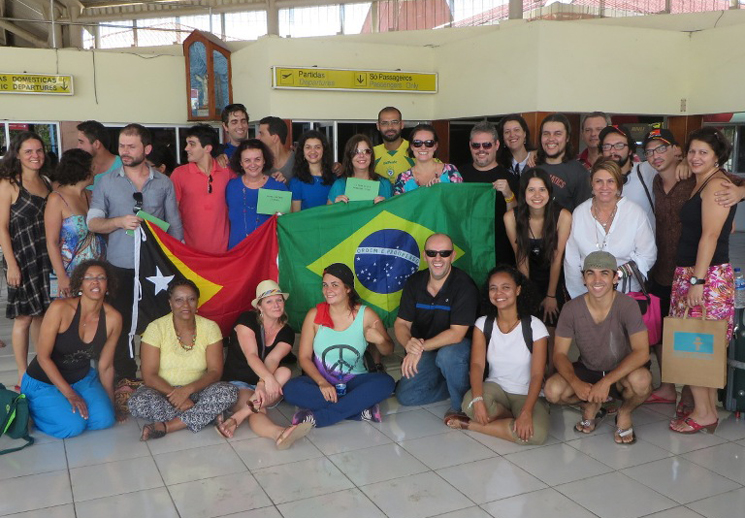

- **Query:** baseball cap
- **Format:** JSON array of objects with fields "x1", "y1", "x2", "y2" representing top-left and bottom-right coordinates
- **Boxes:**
[
  {"x1": 583, "y1": 251, "x2": 618, "y2": 272},
  {"x1": 642, "y1": 128, "x2": 677, "y2": 148}
]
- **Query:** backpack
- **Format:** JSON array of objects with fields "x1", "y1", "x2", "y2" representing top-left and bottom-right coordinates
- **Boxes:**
[
  {"x1": 481, "y1": 315, "x2": 534, "y2": 381},
  {"x1": 0, "y1": 383, "x2": 34, "y2": 455}
]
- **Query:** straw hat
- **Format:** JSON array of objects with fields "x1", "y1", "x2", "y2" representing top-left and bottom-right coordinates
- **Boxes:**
[{"x1": 251, "y1": 280, "x2": 289, "y2": 309}]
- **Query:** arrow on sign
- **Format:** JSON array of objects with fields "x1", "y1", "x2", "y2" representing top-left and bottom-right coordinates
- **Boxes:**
[{"x1": 356, "y1": 75, "x2": 365, "y2": 84}]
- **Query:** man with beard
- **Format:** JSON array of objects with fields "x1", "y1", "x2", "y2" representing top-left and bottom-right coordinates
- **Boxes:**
[
  {"x1": 88, "y1": 124, "x2": 183, "y2": 381},
  {"x1": 536, "y1": 114, "x2": 592, "y2": 212},
  {"x1": 394, "y1": 233, "x2": 479, "y2": 419},
  {"x1": 459, "y1": 121, "x2": 517, "y2": 265},
  {"x1": 374, "y1": 106, "x2": 415, "y2": 184},
  {"x1": 598, "y1": 125, "x2": 657, "y2": 227},
  {"x1": 258, "y1": 116, "x2": 295, "y2": 182},
  {"x1": 77, "y1": 120, "x2": 122, "y2": 188},
  {"x1": 577, "y1": 112, "x2": 611, "y2": 170}
]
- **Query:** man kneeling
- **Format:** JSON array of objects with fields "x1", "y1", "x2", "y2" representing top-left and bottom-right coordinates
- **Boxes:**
[{"x1": 544, "y1": 251, "x2": 651, "y2": 444}]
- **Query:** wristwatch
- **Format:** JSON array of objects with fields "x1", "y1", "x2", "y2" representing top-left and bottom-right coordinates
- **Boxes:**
[{"x1": 689, "y1": 276, "x2": 706, "y2": 286}]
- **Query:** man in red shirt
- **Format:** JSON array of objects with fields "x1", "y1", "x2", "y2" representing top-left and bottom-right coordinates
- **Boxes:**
[{"x1": 170, "y1": 124, "x2": 234, "y2": 252}]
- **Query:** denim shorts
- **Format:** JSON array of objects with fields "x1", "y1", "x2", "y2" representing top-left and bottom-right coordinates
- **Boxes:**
[{"x1": 229, "y1": 381, "x2": 257, "y2": 391}]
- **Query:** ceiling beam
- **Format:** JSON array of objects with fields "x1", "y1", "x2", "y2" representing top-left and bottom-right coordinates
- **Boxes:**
[{"x1": 0, "y1": 18, "x2": 48, "y2": 46}]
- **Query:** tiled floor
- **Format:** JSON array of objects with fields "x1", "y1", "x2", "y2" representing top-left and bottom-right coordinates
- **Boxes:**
[{"x1": 1, "y1": 233, "x2": 744, "y2": 518}]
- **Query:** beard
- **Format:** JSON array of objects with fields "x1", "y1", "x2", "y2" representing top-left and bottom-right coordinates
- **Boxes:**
[
  {"x1": 122, "y1": 154, "x2": 146, "y2": 167},
  {"x1": 613, "y1": 155, "x2": 630, "y2": 168},
  {"x1": 382, "y1": 129, "x2": 401, "y2": 143}
]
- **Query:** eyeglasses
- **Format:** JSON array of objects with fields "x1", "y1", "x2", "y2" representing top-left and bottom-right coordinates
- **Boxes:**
[
  {"x1": 424, "y1": 249, "x2": 453, "y2": 258},
  {"x1": 83, "y1": 275, "x2": 107, "y2": 282},
  {"x1": 378, "y1": 120, "x2": 400, "y2": 127},
  {"x1": 411, "y1": 140, "x2": 436, "y2": 148},
  {"x1": 470, "y1": 142, "x2": 494, "y2": 150},
  {"x1": 644, "y1": 144, "x2": 669, "y2": 157},
  {"x1": 132, "y1": 192, "x2": 143, "y2": 214},
  {"x1": 601, "y1": 142, "x2": 628, "y2": 151},
  {"x1": 354, "y1": 148, "x2": 373, "y2": 156},
  {"x1": 208, "y1": 174, "x2": 213, "y2": 194}
]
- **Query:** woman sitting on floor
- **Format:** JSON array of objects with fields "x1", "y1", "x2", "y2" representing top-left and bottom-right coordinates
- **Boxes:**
[
  {"x1": 128, "y1": 279, "x2": 238, "y2": 440},
  {"x1": 283, "y1": 263, "x2": 395, "y2": 427},
  {"x1": 216, "y1": 280, "x2": 312, "y2": 449},
  {"x1": 446, "y1": 265, "x2": 550, "y2": 446},
  {"x1": 21, "y1": 260, "x2": 122, "y2": 438}
]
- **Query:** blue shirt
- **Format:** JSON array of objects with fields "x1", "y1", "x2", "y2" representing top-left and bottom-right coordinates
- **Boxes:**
[
  {"x1": 224, "y1": 142, "x2": 238, "y2": 160},
  {"x1": 289, "y1": 176, "x2": 332, "y2": 210},
  {"x1": 226, "y1": 176, "x2": 288, "y2": 249},
  {"x1": 87, "y1": 156, "x2": 123, "y2": 191},
  {"x1": 327, "y1": 177, "x2": 393, "y2": 203}
]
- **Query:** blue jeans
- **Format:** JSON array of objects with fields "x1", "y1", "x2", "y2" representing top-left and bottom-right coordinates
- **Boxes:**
[
  {"x1": 283, "y1": 372, "x2": 395, "y2": 428},
  {"x1": 21, "y1": 368, "x2": 115, "y2": 439},
  {"x1": 395, "y1": 338, "x2": 471, "y2": 411}
]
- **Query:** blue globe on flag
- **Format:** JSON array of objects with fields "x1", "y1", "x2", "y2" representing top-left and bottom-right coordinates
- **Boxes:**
[{"x1": 354, "y1": 229, "x2": 420, "y2": 294}]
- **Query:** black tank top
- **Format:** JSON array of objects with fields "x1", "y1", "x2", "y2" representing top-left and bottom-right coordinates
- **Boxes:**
[
  {"x1": 676, "y1": 173, "x2": 736, "y2": 267},
  {"x1": 26, "y1": 301, "x2": 108, "y2": 385}
]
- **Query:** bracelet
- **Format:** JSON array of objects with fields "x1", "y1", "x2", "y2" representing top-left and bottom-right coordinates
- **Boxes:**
[
  {"x1": 468, "y1": 396, "x2": 484, "y2": 408},
  {"x1": 546, "y1": 294, "x2": 556, "y2": 299},
  {"x1": 504, "y1": 193, "x2": 516, "y2": 203}
]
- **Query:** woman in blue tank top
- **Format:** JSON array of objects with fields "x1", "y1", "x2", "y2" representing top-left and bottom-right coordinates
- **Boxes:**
[{"x1": 283, "y1": 263, "x2": 395, "y2": 427}]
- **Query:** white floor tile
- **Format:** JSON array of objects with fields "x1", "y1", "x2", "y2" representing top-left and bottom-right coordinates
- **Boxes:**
[
  {"x1": 437, "y1": 457, "x2": 546, "y2": 504},
  {"x1": 253, "y1": 457, "x2": 353, "y2": 505},
  {"x1": 70, "y1": 456, "x2": 163, "y2": 502},
  {"x1": 212, "y1": 507, "x2": 282, "y2": 518},
  {"x1": 641, "y1": 507, "x2": 706, "y2": 518},
  {"x1": 621, "y1": 457, "x2": 741, "y2": 504},
  {"x1": 378, "y1": 396, "x2": 420, "y2": 416},
  {"x1": 431, "y1": 507, "x2": 492, "y2": 518},
  {"x1": 359, "y1": 471, "x2": 473, "y2": 518},
  {"x1": 399, "y1": 430, "x2": 496, "y2": 469},
  {"x1": 370, "y1": 408, "x2": 451, "y2": 442},
  {"x1": 64, "y1": 419, "x2": 150, "y2": 468},
  {"x1": 564, "y1": 430, "x2": 673, "y2": 470},
  {"x1": 0, "y1": 471, "x2": 72, "y2": 516},
  {"x1": 633, "y1": 420, "x2": 728, "y2": 455},
  {"x1": 277, "y1": 488, "x2": 386, "y2": 518},
  {"x1": 0, "y1": 504, "x2": 76, "y2": 518},
  {"x1": 307, "y1": 420, "x2": 392, "y2": 455},
  {"x1": 555, "y1": 471, "x2": 676, "y2": 518},
  {"x1": 504, "y1": 443, "x2": 613, "y2": 486},
  {"x1": 683, "y1": 442, "x2": 745, "y2": 484},
  {"x1": 328, "y1": 442, "x2": 428, "y2": 486},
  {"x1": 230, "y1": 434, "x2": 322, "y2": 470},
  {"x1": 547, "y1": 405, "x2": 586, "y2": 441},
  {"x1": 168, "y1": 471, "x2": 272, "y2": 518},
  {"x1": 712, "y1": 414, "x2": 745, "y2": 441},
  {"x1": 464, "y1": 429, "x2": 560, "y2": 455},
  {"x1": 154, "y1": 442, "x2": 248, "y2": 485},
  {"x1": 687, "y1": 487, "x2": 745, "y2": 518},
  {"x1": 143, "y1": 424, "x2": 227, "y2": 455},
  {"x1": 0, "y1": 441, "x2": 67, "y2": 480},
  {"x1": 481, "y1": 487, "x2": 596, "y2": 518},
  {"x1": 74, "y1": 487, "x2": 179, "y2": 518}
]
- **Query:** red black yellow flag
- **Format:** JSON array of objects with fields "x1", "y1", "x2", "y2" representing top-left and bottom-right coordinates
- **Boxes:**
[{"x1": 136, "y1": 217, "x2": 278, "y2": 336}]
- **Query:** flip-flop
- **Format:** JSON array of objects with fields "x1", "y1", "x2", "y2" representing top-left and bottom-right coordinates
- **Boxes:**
[
  {"x1": 215, "y1": 417, "x2": 237, "y2": 439},
  {"x1": 276, "y1": 422, "x2": 313, "y2": 450},
  {"x1": 141, "y1": 422, "x2": 167, "y2": 441},
  {"x1": 614, "y1": 426, "x2": 636, "y2": 444},
  {"x1": 670, "y1": 417, "x2": 718, "y2": 434},
  {"x1": 444, "y1": 413, "x2": 471, "y2": 430},
  {"x1": 675, "y1": 402, "x2": 694, "y2": 419},
  {"x1": 645, "y1": 393, "x2": 677, "y2": 405},
  {"x1": 575, "y1": 407, "x2": 607, "y2": 434}
]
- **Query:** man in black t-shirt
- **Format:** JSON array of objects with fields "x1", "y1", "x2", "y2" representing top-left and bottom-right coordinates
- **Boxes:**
[
  {"x1": 394, "y1": 233, "x2": 479, "y2": 418},
  {"x1": 459, "y1": 121, "x2": 517, "y2": 265}
]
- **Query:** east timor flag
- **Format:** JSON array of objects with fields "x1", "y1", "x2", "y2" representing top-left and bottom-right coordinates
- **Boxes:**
[
  {"x1": 277, "y1": 183, "x2": 495, "y2": 329},
  {"x1": 137, "y1": 217, "x2": 278, "y2": 336}
]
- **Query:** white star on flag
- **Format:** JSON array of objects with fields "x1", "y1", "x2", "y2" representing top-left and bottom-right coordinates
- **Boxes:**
[{"x1": 146, "y1": 267, "x2": 174, "y2": 295}]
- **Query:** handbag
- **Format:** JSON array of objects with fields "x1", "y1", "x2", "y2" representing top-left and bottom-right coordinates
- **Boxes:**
[
  {"x1": 0, "y1": 383, "x2": 35, "y2": 455},
  {"x1": 619, "y1": 261, "x2": 662, "y2": 345}
]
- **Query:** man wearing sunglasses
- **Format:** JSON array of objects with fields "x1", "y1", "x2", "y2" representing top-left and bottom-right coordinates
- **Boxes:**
[
  {"x1": 394, "y1": 233, "x2": 479, "y2": 421},
  {"x1": 171, "y1": 124, "x2": 234, "y2": 253},
  {"x1": 374, "y1": 106, "x2": 415, "y2": 184},
  {"x1": 88, "y1": 124, "x2": 183, "y2": 382},
  {"x1": 459, "y1": 121, "x2": 518, "y2": 266},
  {"x1": 598, "y1": 125, "x2": 657, "y2": 228}
]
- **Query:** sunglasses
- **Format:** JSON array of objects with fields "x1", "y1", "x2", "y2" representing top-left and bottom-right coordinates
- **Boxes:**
[
  {"x1": 424, "y1": 249, "x2": 453, "y2": 258},
  {"x1": 470, "y1": 142, "x2": 494, "y2": 150},
  {"x1": 132, "y1": 192, "x2": 143, "y2": 214},
  {"x1": 208, "y1": 174, "x2": 213, "y2": 194},
  {"x1": 354, "y1": 148, "x2": 373, "y2": 156},
  {"x1": 411, "y1": 140, "x2": 436, "y2": 148}
]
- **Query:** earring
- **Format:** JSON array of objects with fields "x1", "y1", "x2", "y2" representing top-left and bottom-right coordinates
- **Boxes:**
[{"x1": 78, "y1": 291, "x2": 83, "y2": 296}]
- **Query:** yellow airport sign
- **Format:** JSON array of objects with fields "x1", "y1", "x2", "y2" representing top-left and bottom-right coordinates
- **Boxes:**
[
  {"x1": 0, "y1": 73, "x2": 74, "y2": 95},
  {"x1": 273, "y1": 67, "x2": 437, "y2": 93}
]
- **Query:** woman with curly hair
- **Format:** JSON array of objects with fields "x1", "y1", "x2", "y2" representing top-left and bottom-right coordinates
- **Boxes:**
[
  {"x1": 21, "y1": 260, "x2": 122, "y2": 438},
  {"x1": 289, "y1": 130, "x2": 335, "y2": 211}
]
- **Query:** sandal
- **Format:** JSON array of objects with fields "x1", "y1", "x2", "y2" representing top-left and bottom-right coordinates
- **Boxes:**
[
  {"x1": 614, "y1": 416, "x2": 636, "y2": 444},
  {"x1": 444, "y1": 414, "x2": 470, "y2": 430},
  {"x1": 675, "y1": 401, "x2": 694, "y2": 419},
  {"x1": 645, "y1": 393, "x2": 677, "y2": 405},
  {"x1": 141, "y1": 422, "x2": 167, "y2": 441},
  {"x1": 275, "y1": 422, "x2": 313, "y2": 450},
  {"x1": 670, "y1": 417, "x2": 719, "y2": 434},
  {"x1": 574, "y1": 408, "x2": 607, "y2": 434},
  {"x1": 215, "y1": 417, "x2": 238, "y2": 439}
]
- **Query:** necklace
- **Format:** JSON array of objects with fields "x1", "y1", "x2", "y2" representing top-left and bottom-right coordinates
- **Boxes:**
[
  {"x1": 528, "y1": 214, "x2": 543, "y2": 256},
  {"x1": 176, "y1": 329, "x2": 197, "y2": 351},
  {"x1": 591, "y1": 201, "x2": 617, "y2": 230},
  {"x1": 497, "y1": 318, "x2": 520, "y2": 334}
]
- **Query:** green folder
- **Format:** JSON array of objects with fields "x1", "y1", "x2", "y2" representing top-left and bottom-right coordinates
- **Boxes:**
[
  {"x1": 344, "y1": 177, "x2": 378, "y2": 202},
  {"x1": 126, "y1": 210, "x2": 170, "y2": 236},
  {"x1": 257, "y1": 189, "x2": 292, "y2": 215}
]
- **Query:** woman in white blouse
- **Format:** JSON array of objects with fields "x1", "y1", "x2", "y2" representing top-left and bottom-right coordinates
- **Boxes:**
[{"x1": 564, "y1": 158, "x2": 657, "y2": 299}]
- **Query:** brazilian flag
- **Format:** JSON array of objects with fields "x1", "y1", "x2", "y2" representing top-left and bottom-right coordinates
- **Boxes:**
[{"x1": 277, "y1": 183, "x2": 495, "y2": 329}]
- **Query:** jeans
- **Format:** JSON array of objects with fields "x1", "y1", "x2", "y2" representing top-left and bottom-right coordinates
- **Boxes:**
[
  {"x1": 283, "y1": 372, "x2": 395, "y2": 428},
  {"x1": 395, "y1": 338, "x2": 471, "y2": 411}
]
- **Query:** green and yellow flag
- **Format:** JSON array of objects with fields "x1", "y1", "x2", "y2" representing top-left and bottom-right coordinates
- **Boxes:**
[{"x1": 277, "y1": 183, "x2": 495, "y2": 328}]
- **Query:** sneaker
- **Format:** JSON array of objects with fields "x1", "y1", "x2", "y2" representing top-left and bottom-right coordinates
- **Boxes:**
[
  {"x1": 361, "y1": 403, "x2": 382, "y2": 423},
  {"x1": 291, "y1": 409, "x2": 316, "y2": 427}
]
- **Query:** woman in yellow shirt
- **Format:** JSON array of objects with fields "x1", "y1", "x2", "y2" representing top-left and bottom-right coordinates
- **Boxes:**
[{"x1": 128, "y1": 279, "x2": 238, "y2": 440}]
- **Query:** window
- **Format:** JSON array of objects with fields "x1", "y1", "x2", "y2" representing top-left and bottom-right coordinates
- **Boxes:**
[
  {"x1": 224, "y1": 11, "x2": 267, "y2": 41},
  {"x1": 280, "y1": 5, "x2": 342, "y2": 38}
]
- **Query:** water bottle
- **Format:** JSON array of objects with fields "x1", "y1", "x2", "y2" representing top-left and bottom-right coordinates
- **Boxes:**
[{"x1": 735, "y1": 268, "x2": 745, "y2": 309}]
